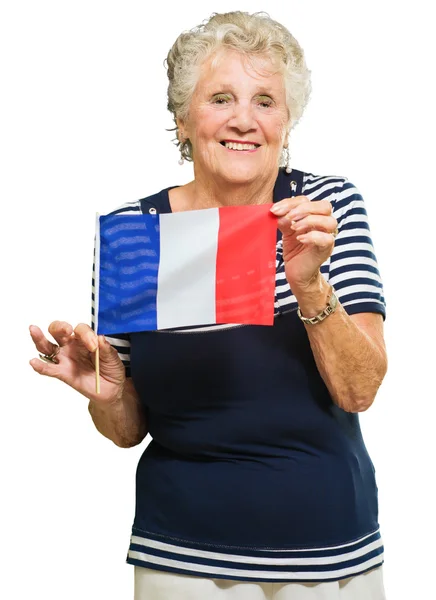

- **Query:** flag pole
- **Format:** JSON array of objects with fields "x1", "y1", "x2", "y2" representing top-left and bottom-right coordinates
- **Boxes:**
[
  {"x1": 94, "y1": 212, "x2": 101, "y2": 394},
  {"x1": 95, "y1": 344, "x2": 100, "y2": 394}
]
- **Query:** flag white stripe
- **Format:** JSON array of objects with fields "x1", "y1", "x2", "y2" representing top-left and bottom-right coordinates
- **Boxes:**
[{"x1": 157, "y1": 209, "x2": 220, "y2": 330}]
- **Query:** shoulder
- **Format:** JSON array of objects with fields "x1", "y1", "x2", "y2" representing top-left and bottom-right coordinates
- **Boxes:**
[
  {"x1": 102, "y1": 199, "x2": 143, "y2": 217},
  {"x1": 298, "y1": 170, "x2": 366, "y2": 220},
  {"x1": 278, "y1": 167, "x2": 352, "y2": 203},
  {"x1": 102, "y1": 186, "x2": 173, "y2": 218},
  {"x1": 301, "y1": 170, "x2": 350, "y2": 199}
]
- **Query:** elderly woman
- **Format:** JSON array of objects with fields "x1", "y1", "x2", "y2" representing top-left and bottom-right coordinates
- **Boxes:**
[{"x1": 29, "y1": 11, "x2": 388, "y2": 600}]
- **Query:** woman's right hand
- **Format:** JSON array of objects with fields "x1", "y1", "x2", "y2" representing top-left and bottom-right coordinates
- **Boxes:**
[{"x1": 29, "y1": 321, "x2": 127, "y2": 406}]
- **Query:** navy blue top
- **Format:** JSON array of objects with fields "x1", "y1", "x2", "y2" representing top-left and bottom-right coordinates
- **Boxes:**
[{"x1": 92, "y1": 168, "x2": 386, "y2": 582}]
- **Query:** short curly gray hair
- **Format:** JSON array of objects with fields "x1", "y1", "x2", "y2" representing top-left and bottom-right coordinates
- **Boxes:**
[{"x1": 165, "y1": 11, "x2": 312, "y2": 164}]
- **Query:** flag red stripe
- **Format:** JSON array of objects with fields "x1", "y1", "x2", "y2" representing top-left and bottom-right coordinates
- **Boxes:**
[{"x1": 215, "y1": 205, "x2": 277, "y2": 326}]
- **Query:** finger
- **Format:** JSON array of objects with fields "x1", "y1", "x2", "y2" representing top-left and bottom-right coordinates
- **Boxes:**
[
  {"x1": 287, "y1": 200, "x2": 333, "y2": 221},
  {"x1": 290, "y1": 215, "x2": 338, "y2": 235},
  {"x1": 29, "y1": 324, "x2": 62, "y2": 356},
  {"x1": 29, "y1": 356, "x2": 62, "y2": 379},
  {"x1": 295, "y1": 230, "x2": 336, "y2": 250},
  {"x1": 270, "y1": 195, "x2": 309, "y2": 216},
  {"x1": 74, "y1": 322, "x2": 99, "y2": 353},
  {"x1": 47, "y1": 320, "x2": 74, "y2": 346}
]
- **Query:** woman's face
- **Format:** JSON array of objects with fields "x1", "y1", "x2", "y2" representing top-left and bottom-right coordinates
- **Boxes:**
[{"x1": 178, "y1": 49, "x2": 289, "y2": 185}]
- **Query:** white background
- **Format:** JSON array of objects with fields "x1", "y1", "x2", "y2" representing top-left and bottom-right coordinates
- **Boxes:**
[{"x1": 1, "y1": 1, "x2": 435, "y2": 598}]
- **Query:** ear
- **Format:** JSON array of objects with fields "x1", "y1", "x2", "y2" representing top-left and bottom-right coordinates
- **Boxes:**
[{"x1": 176, "y1": 117, "x2": 188, "y2": 141}]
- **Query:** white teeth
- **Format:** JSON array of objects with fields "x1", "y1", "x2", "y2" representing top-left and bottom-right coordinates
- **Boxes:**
[{"x1": 224, "y1": 142, "x2": 257, "y2": 151}]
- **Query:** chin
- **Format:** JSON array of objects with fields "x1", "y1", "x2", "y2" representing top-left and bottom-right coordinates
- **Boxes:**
[{"x1": 216, "y1": 164, "x2": 262, "y2": 184}]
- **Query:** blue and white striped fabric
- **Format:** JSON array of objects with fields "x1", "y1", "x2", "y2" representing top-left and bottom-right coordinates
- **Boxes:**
[
  {"x1": 274, "y1": 174, "x2": 385, "y2": 317},
  {"x1": 128, "y1": 528, "x2": 383, "y2": 582}
]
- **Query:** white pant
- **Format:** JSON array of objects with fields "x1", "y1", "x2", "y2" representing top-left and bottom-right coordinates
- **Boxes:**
[{"x1": 134, "y1": 565, "x2": 386, "y2": 599}]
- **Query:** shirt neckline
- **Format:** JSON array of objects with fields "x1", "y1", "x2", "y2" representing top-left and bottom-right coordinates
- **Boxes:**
[
  {"x1": 158, "y1": 185, "x2": 179, "y2": 214},
  {"x1": 157, "y1": 168, "x2": 295, "y2": 215}
]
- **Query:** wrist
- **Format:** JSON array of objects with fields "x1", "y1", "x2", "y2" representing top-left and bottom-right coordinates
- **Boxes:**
[{"x1": 292, "y1": 273, "x2": 331, "y2": 319}]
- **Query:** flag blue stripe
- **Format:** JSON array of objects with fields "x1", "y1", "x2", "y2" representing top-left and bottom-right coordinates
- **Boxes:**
[{"x1": 97, "y1": 213, "x2": 161, "y2": 334}]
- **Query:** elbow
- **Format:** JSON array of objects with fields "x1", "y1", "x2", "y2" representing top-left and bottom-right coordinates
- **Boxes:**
[
  {"x1": 339, "y1": 384, "x2": 383, "y2": 413},
  {"x1": 113, "y1": 434, "x2": 146, "y2": 448},
  {"x1": 329, "y1": 341, "x2": 388, "y2": 412},
  {"x1": 113, "y1": 428, "x2": 148, "y2": 449},
  {"x1": 335, "y1": 394, "x2": 374, "y2": 413},
  {"x1": 347, "y1": 397, "x2": 375, "y2": 413},
  {"x1": 113, "y1": 438, "x2": 134, "y2": 448},
  {"x1": 337, "y1": 359, "x2": 388, "y2": 414},
  {"x1": 113, "y1": 438, "x2": 141, "y2": 449}
]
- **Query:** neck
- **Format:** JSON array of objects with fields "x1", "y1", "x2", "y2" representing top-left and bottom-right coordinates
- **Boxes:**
[{"x1": 186, "y1": 167, "x2": 279, "y2": 210}]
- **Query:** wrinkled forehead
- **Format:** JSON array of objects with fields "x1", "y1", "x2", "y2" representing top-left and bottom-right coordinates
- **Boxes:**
[{"x1": 196, "y1": 47, "x2": 284, "y2": 91}]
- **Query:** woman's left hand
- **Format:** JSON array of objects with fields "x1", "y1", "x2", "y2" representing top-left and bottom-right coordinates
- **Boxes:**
[{"x1": 270, "y1": 196, "x2": 338, "y2": 291}]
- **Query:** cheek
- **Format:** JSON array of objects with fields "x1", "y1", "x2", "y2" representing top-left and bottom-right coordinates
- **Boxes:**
[
  {"x1": 264, "y1": 121, "x2": 287, "y2": 145},
  {"x1": 260, "y1": 111, "x2": 288, "y2": 143},
  {"x1": 193, "y1": 109, "x2": 227, "y2": 140}
]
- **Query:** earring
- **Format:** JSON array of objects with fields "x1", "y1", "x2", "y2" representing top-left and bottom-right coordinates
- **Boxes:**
[
  {"x1": 284, "y1": 147, "x2": 292, "y2": 174},
  {"x1": 179, "y1": 132, "x2": 186, "y2": 165}
]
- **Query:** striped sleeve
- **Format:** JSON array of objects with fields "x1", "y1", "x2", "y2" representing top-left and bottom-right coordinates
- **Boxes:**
[
  {"x1": 329, "y1": 179, "x2": 386, "y2": 319},
  {"x1": 90, "y1": 199, "x2": 143, "y2": 379}
]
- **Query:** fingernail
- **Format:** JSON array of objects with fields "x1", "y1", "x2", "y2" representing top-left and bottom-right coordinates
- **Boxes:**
[{"x1": 270, "y1": 205, "x2": 288, "y2": 216}]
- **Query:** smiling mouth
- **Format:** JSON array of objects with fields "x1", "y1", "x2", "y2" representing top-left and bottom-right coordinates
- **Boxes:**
[{"x1": 220, "y1": 141, "x2": 261, "y2": 151}]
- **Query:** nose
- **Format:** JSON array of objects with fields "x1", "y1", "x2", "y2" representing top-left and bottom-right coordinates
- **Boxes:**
[{"x1": 228, "y1": 101, "x2": 257, "y2": 132}]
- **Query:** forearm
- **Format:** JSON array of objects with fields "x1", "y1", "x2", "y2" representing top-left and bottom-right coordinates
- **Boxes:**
[
  {"x1": 88, "y1": 378, "x2": 148, "y2": 447},
  {"x1": 294, "y1": 274, "x2": 387, "y2": 412}
]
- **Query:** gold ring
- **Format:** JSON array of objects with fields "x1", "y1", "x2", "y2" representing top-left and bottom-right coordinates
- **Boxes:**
[
  {"x1": 39, "y1": 345, "x2": 60, "y2": 364},
  {"x1": 332, "y1": 228, "x2": 339, "y2": 238}
]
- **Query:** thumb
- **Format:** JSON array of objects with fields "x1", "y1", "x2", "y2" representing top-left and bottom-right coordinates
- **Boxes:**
[
  {"x1": 95, "y1": 335, "x2": 126, "y2": 383},
  {"x1": 92, "y1": 335, "x2": 125, "y2": 378},
  {"x1": 97, "y1": 335, "x2": 121, "y2": 362}
]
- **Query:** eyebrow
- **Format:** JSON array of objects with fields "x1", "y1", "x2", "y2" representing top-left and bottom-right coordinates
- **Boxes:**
[{"x1": 209, "y1": 84, "x2": 275, "y2": 96}]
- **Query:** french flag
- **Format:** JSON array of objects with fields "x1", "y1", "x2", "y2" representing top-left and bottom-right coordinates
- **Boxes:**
[{"x1": 93, "y1": 204, "x2": 277, "y2": 334}]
